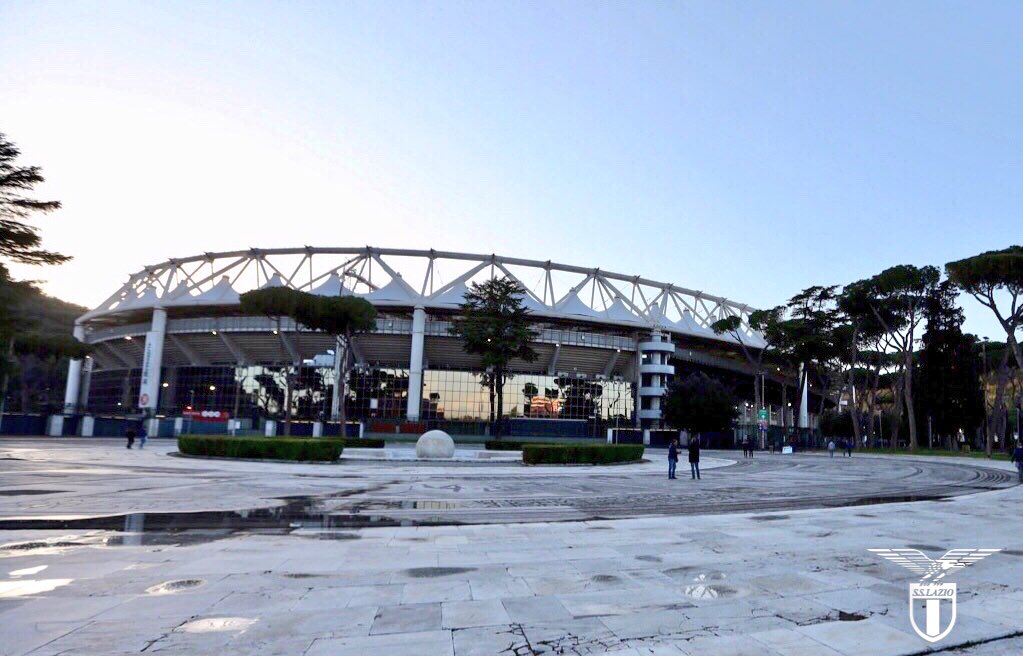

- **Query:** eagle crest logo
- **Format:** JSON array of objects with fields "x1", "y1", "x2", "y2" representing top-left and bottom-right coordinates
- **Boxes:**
[{"x1": 869, "y1": 548, "x2": 1000, "y2": 643}]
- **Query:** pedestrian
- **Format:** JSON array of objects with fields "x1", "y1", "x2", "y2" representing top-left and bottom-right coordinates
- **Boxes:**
[
  {"x1": 688, "y1": 435, "x2": 701, "y2": 480},
  {"x1": 1012, "y1": 441, "x2": 1023, "y2": 483},
  {"x1": 743, "y1": 437, "x2": 751, "y2": 459},
  {"x1": 138, "y1": 422, "x2": 148, "y2": 449},
  {"x1": 828, "y1": 439, "x2": 836, "y2": 458},
  {"x1": 844, "y1": 438, "x2": 852, "y2": 457},
  {"x1": 125, "y1": 427, "x2": 136, "y2": 449},
  {"x1": 668, "y1": 438, "x2": 679, "y2": 480}
]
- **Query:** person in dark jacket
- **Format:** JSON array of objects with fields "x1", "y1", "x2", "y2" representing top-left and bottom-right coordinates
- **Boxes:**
[
  {"x1": 1012, "y1": 442, "x2": 1023, "y2": 483},
  {"x1": 688, "y1": 436, "x2": 701, "y2": 480},
  {"x1": 844, "y1": 439, "x2": 852, "y2": 457},
  {"x1": 125, "y1": 428, "x2": 136, "y2": 449},
  {"x1": 668, "y1": 439, "x2": 679, "y2": 479}
]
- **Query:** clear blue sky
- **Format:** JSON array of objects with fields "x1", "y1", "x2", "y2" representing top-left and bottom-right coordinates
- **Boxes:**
[{"x1": 1, "y1": 1, "x2": 1019, "y2": 339}]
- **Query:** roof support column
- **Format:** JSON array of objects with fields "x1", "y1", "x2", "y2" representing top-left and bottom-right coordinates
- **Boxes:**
[
  {"x1": 137, "y1": 308, "x2": 167, "y2": 416},
  {"x1": 63, "y1": 324, "x2": 86, "y2": 414},
  {"x1": 330, "y1": 336, "x2": 343, "y2": 421},
  {"x1": 79, "y1": 354, "x2": 94, "y2": 413},
  {"x1": 406, "y1": 306, "x2": 426, "y2": 420}
]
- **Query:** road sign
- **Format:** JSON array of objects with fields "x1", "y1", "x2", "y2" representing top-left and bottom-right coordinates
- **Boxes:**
[{"x1": 757, "y1": 408, "x2": 768, "y2": 421}]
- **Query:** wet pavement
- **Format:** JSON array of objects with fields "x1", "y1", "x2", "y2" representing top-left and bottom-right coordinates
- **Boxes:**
[{"x1": 0, "y1": 438, "x2": 1021, "y2": 655}]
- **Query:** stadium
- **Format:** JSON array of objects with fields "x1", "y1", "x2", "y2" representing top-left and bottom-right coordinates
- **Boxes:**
[{"x1": 60, "y1": 247, "x2": 813, "y2": 439}]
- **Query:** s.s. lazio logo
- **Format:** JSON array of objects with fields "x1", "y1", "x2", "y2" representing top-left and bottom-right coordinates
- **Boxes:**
[{"x1": 868, "y1": 548, "x2": 1001, "y2": 643}]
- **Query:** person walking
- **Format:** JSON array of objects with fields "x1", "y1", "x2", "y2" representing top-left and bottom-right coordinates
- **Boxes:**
[
  {"x1": 828, "y1": 439, "x2": 836, "y2": 458},
  {"x1": 844, "y1": 438, "x2": 852, "y2": 457},
  {"x1": 1012, "y1": 441, "x2": 1023, "y2": 483},
  {"x1": 138, "y1": 422, "x2": 148, "y2": 449},
  {"x1": 125, "y1": 427, "x2": 136, "y2": 449},
  {"x1": 668, "y1": 438, "x2": 679, "y2": 480},
  {"x1": 688, "y1": 435, "x2": 701, "y2": 480}
]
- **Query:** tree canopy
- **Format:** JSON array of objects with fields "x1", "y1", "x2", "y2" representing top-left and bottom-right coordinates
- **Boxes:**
[
  {"x1": 947, "y1": 246, "x2": 1023, "y2": 371},
  {"x1": 449, "y1": 277, "x2": 538, "y2": 438},
  {"x1": 662, "y1": 372, "x2": 738, "y2": 434},
  {"x1": 0, "y1": 133, "x2": 67, "y2": 267}
]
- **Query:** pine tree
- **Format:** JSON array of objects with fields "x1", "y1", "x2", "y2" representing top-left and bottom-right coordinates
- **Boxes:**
[{"x1": 916, "y1": 280, "x2": 984, "y2": 448}]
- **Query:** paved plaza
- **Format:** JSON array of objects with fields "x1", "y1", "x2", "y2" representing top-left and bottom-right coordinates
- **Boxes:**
[{"x1": 1, "y1": 439, "x2": 1021, "y2": 655}]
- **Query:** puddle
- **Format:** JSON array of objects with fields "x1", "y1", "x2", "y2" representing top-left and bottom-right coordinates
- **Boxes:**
[
  {"x1": 405, "y1": 567, "x2": 476, "y2": 578},
  {"x1": 692, "y1": 572, "x2": 727, "y2": 582},
  {"x1": 838, "y1": 495, "x2": 944, "y2": 507},
  {"x1": 1001, "y1": 549, "x2": 1023, "y2": 557},
  {"x1": 682, "y1": 584, "x2": 739, "y2": 599},
  {"x1": 662, "y1": 566, "x2": 696, "y2": 578},
  {"x1": 0, "y1": 495, "x2": 461, "y2": 533},
  {"x1": 146, "y1": 579, "x2": 205, "y2": 595},
  {"x1": 297, "y1": 532, "x2": 361, "y2": 541},
  {"x1": 0, "y1": 490, "x2": 66, "y2": 497},
  {"x1": 178, "y1": 617, "x2": 256, "y2": 633},
  {"x1": 0, "y1": 578, "x2": 73, "y2": 598},
  {"x1": 750, "y1": 515, "x2": 790, "y2": 522},
  {"x1": 0, "y1": 539, "x2": 89, "y2": 553},
  {"x1": 838, "y1": 611, "x2": 868, "y2": 621},
  {"x1": 591, "y1": 575, "x2": 620, "y2": 583}
]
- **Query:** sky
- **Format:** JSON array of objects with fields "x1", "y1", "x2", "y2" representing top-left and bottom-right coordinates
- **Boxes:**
[{"x1": 1, "y1": 1, "x2": 1020, "y2": 340}]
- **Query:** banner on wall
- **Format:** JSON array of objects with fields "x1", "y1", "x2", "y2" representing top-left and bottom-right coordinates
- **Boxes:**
[
  {"x1": 137, "y1": 332, "x2": 157, "y2": 409},
  {"x1": 184, "y1": 409, "x2": 230, "y2": 422}
]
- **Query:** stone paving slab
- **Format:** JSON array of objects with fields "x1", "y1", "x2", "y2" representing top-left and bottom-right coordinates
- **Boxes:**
[{"x1": 0, "y1": 440, "x2": 1021, "y2": 655}]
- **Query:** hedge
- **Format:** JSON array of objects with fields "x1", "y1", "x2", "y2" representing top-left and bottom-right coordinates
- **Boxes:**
[
  {"x1": 178, "y1": 435, "x2": 344, "y2": 461},
  {"x1": 522, "y1": 444, "x2": 644, "y2": 465},
  {"x1": 344, "y1": 438, "x2": 386, "y2": 449},
  {"x1": 485, "y1": 439, "x2": 568, "y2": 450}
]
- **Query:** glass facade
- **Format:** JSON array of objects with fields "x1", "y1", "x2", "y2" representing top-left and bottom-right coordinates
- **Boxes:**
[{"x1": 85, "y1": 365, "x2": 635, "y2": 424}]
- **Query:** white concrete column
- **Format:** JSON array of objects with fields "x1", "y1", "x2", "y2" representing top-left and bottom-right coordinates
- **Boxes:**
[
  {"x1": 137, "y1": 308, "x2": 167, "y2": 415},
  {"x1": 330, "y1": 336, "x2": 343, "y2": 421},
  {"x1": 63, "y1": 324, "x2": 86, "y2": 414},
  {"x1": 798, "y1": 364, "x2": 809, "y2": 429},
  {"x1": 47, "y1": 415, "x2": 64, "y2": 436},
  {"x1": 406, "y1": 306, "x2": 426, "y2": 420},
  {"x1": 79, "y1": 355, "x2": 93, "y2": 410}
]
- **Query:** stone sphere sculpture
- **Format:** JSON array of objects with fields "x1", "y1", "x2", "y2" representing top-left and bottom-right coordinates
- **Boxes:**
[{"x1": 416, "y1": 429, "x2": 455, "y2": 459}]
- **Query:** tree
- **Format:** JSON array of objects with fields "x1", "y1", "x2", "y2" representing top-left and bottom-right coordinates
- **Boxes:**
[
  {"x1": 946, "y1": 246, "x2": 1023, "y2": 373},
  {"x1": 662, "y1": 372, "x2": 738, "y2": 435},
  {"x1": 853, "y1": 265, "x2": 940, "y2": 450},
  {"x1": 239, "y1": 287, "x2": 310, "y2": 435},
  {"x1": 522, "y1": 381, "x2": 538, "y2": 415},
  {"x1": 711, "y1": 306, "x2": 784, "y2": 414},
  {"x1": 835, "y1": 281, "x2": 889, "y2": 446},
  {"x1": 773, "y1": 286, "x2": 841, "y2": 440},
  {"x1": 916, "y1": 281, "x2": 984, "y2": 451},
  {"x1": 0, "y1": 133, "x2": 67, "y2": 267},
  {"x1": 293, "y1": 295, "x2": 377, "y2": 431},
  {"x1": 0, "y1": 133, "x2": 73, "y2": 423},
  {"x1": 449, "y1": 278, "x2": 538, "y2": 439}
]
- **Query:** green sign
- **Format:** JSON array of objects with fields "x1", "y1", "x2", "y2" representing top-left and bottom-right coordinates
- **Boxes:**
[{"x1": 757, "y1": 409, "x2": 769, "y2": 421}]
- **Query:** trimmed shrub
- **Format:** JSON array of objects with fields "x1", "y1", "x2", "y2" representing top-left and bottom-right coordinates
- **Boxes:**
[
  {"x1": 522, "y1": 444, "x2": 644, "y2": 465},
  {"x1": 344, "y1": 438, "x2": 385, "y2": 449},
  {"x1": 485, "y1": 440, "x2": 563, "y2": 450},
  {"x1": 178, "y1": 435, "x2": 344, "y2": 462}
]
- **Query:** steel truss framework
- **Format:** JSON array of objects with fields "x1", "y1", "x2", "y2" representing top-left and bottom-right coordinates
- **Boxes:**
[{"x1": 79, "y1": 247, "x2": 766, "y2": 347}]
